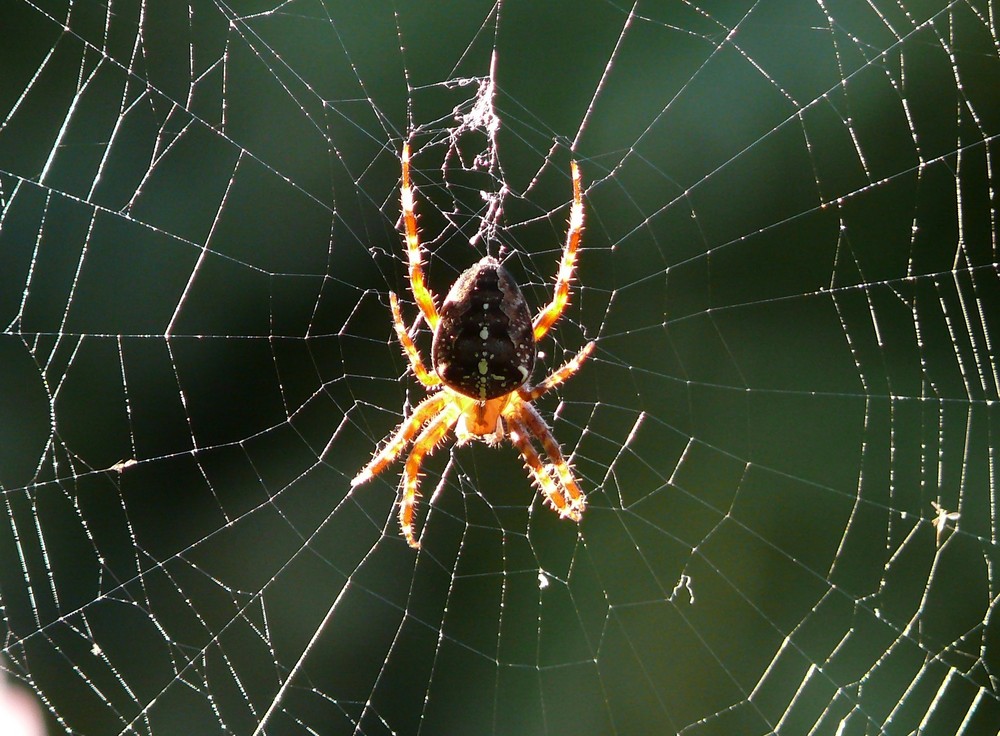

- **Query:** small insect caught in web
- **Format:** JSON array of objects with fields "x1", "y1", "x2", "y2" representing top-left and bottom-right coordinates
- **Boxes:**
[{"x1": 930, "y1": 501, "x2": 959, "y2": 546}]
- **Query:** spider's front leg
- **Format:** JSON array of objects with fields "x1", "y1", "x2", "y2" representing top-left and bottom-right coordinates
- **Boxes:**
[
  {"x1": 352, "y1": 391, "x2": 450, "y2": 487},
  {"x1": 399, "y1": 403, "x2": 461, "y2": 548},
  {"x1": 513, "y1": 401, "x2": 587, "y2": 520}
]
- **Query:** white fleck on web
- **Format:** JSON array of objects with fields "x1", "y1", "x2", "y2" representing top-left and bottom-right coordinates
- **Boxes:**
[{"x1": 1, "y1": 1, "x2": 998, "y2": 735}]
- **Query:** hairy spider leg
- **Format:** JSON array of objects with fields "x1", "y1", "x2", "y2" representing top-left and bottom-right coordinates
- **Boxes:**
[
  {"x1": 514, "y1": 401, "x2": 586, "y2": 519},
  {"x1": 401, "y1": 143, "x2": 439, "y2": 330},
  {"x1": 533, "y1": 160, "x2": 583, "y2": 341},
  {"x1": 508, "y1": 415, "x2": 580, "y2": 520},
  {"x1": 352, "y1": 391, "x2": 450, "y2": 487},
  {"x1": 519, "y1": 341, "x2": 595, "y2": 402},
  {"x1": 400, "y1": 403, "x2": 462, "y2": 548},
  {"x1": 390, "y1": 292, "x2": 440, "y2": 388}
]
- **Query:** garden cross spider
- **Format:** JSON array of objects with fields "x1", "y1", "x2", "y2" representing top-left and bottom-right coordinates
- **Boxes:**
[{"x1": 352, "y1": 144, "x2": 594, "y2": 549}]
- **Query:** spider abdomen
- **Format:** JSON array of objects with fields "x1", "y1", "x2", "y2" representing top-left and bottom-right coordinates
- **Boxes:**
[{"x1": 431, "y1": 256, "x2": 536, "y2": 401}]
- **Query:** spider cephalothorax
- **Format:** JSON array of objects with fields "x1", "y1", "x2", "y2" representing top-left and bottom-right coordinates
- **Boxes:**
[{"x1": 353, "y1": 144, "x2": 594, "y2": 548}]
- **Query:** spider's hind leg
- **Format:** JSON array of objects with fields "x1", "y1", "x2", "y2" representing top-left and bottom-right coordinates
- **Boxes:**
[
  {"x1": 401, "y1": 143, "x2": 439, "y2": 330},
  {"x1": 519, "y1": 341, "x2": 595, "y2": 402},
  {"x1": 533, "y1": 160, "x2": 583, "y2": 341},
  {"x1": 390, "y1": 292, "x2": 440, "y2": 388}
]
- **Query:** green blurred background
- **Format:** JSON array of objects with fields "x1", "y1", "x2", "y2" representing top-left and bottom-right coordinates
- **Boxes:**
[{"x1": 1, "y1": 1, "x2": 998, "y2": 734}]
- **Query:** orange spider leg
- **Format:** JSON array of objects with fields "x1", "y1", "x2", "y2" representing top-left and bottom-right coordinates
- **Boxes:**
[
  {"x1": 533, "y1": 160, "x2": 583, "y2": 341},
  {"x1": 352, "y1": 391, "x2": 450, "y2": 487},
  {"x1": 519, "y1": 341, "x2": 595, "y2": 402},
  {"x1": 390, "y1": 292, "x2": 440, "y2": 388},
  {"x1": 401, "y1": 143, "x2": 439, "y2": 330},
  {"x1": 400, "y1": 403, "x2": 461, "y2": 548},
  {"x1": 514, "y1": 401, "x2": 586, "y2": 519},
  {"x1": 508, "y1": 415, "x2": 579, "y2": 520}
]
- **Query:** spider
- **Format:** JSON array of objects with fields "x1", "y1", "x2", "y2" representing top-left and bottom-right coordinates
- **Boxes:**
[{"x1": 352, "y1": 143, "x2": 595, "y2": 549}]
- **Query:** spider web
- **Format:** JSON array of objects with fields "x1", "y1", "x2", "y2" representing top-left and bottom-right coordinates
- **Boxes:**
[{"x1": 1, "y1": 0, "x2": 999, "y2": 734}]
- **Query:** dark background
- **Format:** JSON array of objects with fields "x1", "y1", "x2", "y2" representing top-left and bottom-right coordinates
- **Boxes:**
[{"x1": 1, "y1": 1, "x2": 998, "y2": 734}]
